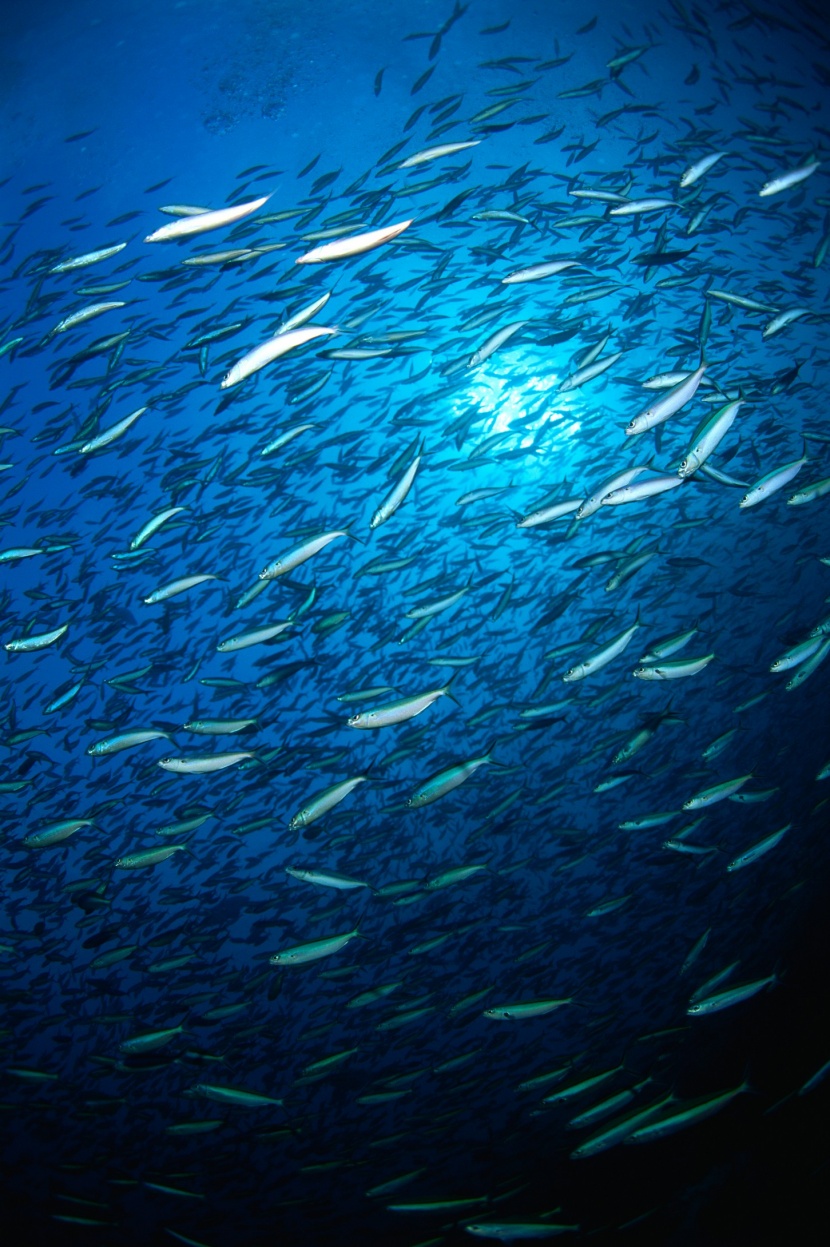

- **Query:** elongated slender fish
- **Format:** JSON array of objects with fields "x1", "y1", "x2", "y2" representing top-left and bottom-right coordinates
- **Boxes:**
[
  {"x1": 469, "y1": 320, "x2": 527, "y2": 367},
  {"x1": 289, "y1": 776, "x2": 367, "y2": 828},
  {"x1": 502, "y1": 260, "x2": 577, "y2": 284},
  {"x1": 260, "y1": 530, "x2": 349, "y2": 580},
  {"x1": 190, "y1": 1083, "x2": 283, "y2": 1107},
  {"x1": 88, "y1": 729, "x2": 169, "y2": 756},
  {"x1": 270, "y1": 929, "x2": 360, "y2": 964},
  {"x1": 81, "y1": 406, "x2": 146, "y2": 454},
  {"x1": 50, "y1": 243, "x2": 127, "y2": 273},
  {"x1": 296, "y1": 220, "x2": 412, "y2": 263},
  {"x1": 216, "y1": 622, "x2": 291, "y2": 652},
  {"x1": 483, "y1": 999, "x2": 571, "y2": 1020},
  {"x1": 144, "y1": 574, "x2": 219, "y2": 604},
  {"x1": 678, "y1": 400, "x2": 741, "y2": 477},
  {"x1": 221, "y1": 326, "x2": 336, "y2": 388},
  {"x1": 563, "y1": 616, "x2": 641, "y2": 682},
  {"x1": 679, "y1": 152, "x2": 728, "y2": 187},
  {"x1": 632, "y1": 653, "x2": 714, "y2": 680},
  {"x1": 145, "y1": 195, "x2": 270, "y2": 242},
  {"x1": 5, "y1": 624, "x2": 68, "y2": 653},
  {"x1": 348, "y1": 685, "x2": 453, "y2": 729},
  {"x1": 759, "y1": 161, "x2": 820, "y2": 197},
  {"x1": 408, "y1": 748, "x2": 496, "y2": 807},
  {"x1": 399, "y1": 141, "x2": 480, "y2": 167},
  {"x1": 115, "y1": 844, "x2": 187, "y2": 869},
  {"x1": 726, "y1": 825, "x2": 790, "y2": 871},
  {"x1": 130, "y1": 506, "x2": 186, "y2": 549},
  {"x1": 626, "y1": 365, "x2": 705, "y2": 435},
  {"x1": 24, "y1": 819, "x2": 92, "y2": 848},
  {"x1": 285, "y1": 868, "x2": 369, "y2": 890},
  {"x1": 683, "y1": 774, "x2": 753, "y2": 810},
  {"x1": 371, "y1": 454, "x2": 421, "y2": 528},
  {"x1": 158, "y1": 753, "x2": 253, "y2": 774},
  {"x1": 740, "y1": 451, "x2": 807, "y2": 508}
]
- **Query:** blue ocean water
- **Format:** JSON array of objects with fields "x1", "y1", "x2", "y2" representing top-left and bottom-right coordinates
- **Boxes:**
[{"x1": 2, "y1": 0, "x2": 830, "y2": 1242}]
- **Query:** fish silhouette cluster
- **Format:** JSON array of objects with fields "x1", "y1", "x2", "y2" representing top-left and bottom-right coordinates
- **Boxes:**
[{"x1": 1, "y1": 1, "x2": 829, "y2": 1244}]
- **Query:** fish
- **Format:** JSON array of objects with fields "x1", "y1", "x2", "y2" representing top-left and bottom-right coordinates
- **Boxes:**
[
  {"x1": 158, "y1": 753, "x2": 253, "y2": 774},
  {"x1": 80, "y1": 405, "x2": 147, "y2": 454},
  {"x1": 289, "y1": 776, "x2": 367, "y2": 828},
  {"x1": 221, "y1": 326, "x2": 337, "y2": 388},
  {"x1": 23, "y1": 819, "x2": 93, "y2": 849},
  {"x1": 563, "y1": 615, "x2": 641, "y2": 682},
  {"x1": 87, "y1": 729, "x2": 170, "y2": 755},
  {"x1": 5, "y1": 624, "x2": 69, "y2": 653},
  {"x1": 469, "y1": 320, "x2": 528, "y2": 367},
  {"x1": 216, "y1": 621, "x2": 292, "y2": 652},
  {"x1": 625, "y1": 366, "x2": 706, "y2": 436},
  {"x1": 114, "y1": 845, "x2": 188, "y2": 869},
  {"x1": 407, "y1": 748, "x2": 496, "y2": 807},
  {"x1": 260, "y1": 531, "x2": 349, "y2": 580},
  {"x1": 50, "y1": 242, "x2": 127, "y2": 272},
  {"x1": 296, "y1": 220, "x2": 412, "y2": 263},
  {"x1": 501, "y1": 260, "x2": 578, "y2": 284},
  {"x1": 371, "y1": 453, "x2": 421, "y2": 528},
  {"x1": 465, "y1": 1221, "x2": 579, "y2": 1239},
  {"x1": 285, "y1": 868, "x2": 369, "y2": 890},
  {"x1": 189, "y1": 1084, "x2": 283, "y2": 1107},
  {"x1": 683, "y1": 774, "x2": 753, "y2": 809},
  {"x1": 740, "y1": 450, "x2": 807, "y2": 508},
  {"x1": 50, "y1": 301, "x2": 126, "y2": 335},
  {"x1": 758, "y1": 161, "x2": 820, "y2": 197},
  {"x1": 399, "y1": 141, "x2": 481, "y2": 167},
  {"x1": 632, "y1": 653, "x2": 714, "y2": 680},
  {"x1": 144, "y1": 573, "x2": 219, "y2": 604},
  {"x1": 348, "y1": 685, "x2": 453, "y2": 729},
  {"x1": 625, "y1": 1083, "x2": 749, "y2": 1141},
  {"x1": 679, "y1": 151, "x2": 729, "y2": 187},
  {"x1": 726, "y1": 825, "x2": 790, "y2": 872},
  {"x1": 483, "y1": 999, "x2": 571, "y2": 1020},
  {"x1": 269, "y1": 929, "x2": 360, "y2": 964},
  {"x1": 144, "y1": 195, "x2": 270, "y2": 241},
  {"x1": 678, "y1": 400, "x2": 741, "y2": 478}
]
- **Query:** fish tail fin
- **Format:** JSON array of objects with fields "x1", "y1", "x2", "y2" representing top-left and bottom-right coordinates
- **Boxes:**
[
  {"x1": 484, "y1": 738, "x2": 504, "y2": 764},
  {"x1": 443, "y1": 675, "x2": 462, "y2": 706}
]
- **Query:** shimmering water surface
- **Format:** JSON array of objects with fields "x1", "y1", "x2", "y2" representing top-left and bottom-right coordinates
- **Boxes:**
[{"x1": 2, "y1": 2, "x2": 830, "y2": 1244}]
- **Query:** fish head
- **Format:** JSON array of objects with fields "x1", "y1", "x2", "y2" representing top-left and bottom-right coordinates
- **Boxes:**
[
  {"x1": 347, "y1": 713, "x2": 365, "y2": 728},
  {"x1": 562, "y1": 665, "x2": 583, "y2": 683}
]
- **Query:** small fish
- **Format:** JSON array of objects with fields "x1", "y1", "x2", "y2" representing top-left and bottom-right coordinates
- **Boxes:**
[{"x1": 269, "y1": 929, "x2": 360, "y2": 965}]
